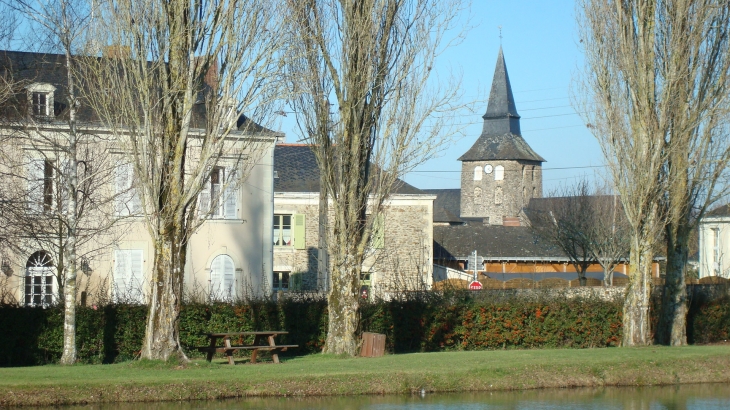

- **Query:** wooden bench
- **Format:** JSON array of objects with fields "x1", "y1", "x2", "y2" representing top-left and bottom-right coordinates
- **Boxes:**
[{"x1": 197, "y1": 331, "x2": 297, "y2": 365}]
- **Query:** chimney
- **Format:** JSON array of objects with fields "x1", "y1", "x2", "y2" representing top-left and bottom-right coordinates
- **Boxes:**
[
  {"x1": 502, "y1": 217, "x2": 520, "y2": 227},
  {"x1": 103, "y1": 45, "x2": 131, "y2": 59}
]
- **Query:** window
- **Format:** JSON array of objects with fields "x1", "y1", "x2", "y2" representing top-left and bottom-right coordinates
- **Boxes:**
[
  {"x1": 114, "y1": 249, "x2": 144, "y2": 304},
  {"x1": 25, "y1": 251, "x2": 55, "y2": 307},
  {"x1": 473, "y1": 187, "x2": 482, "y2": 205},
  {"x1": 199, "y1": 166, "x2": 238, "y2": 219},
  {"x1": 115, "y1": 162, "x2": 141, "y2": 216},
  {"x1": 274, "y1": 214, "x2": 306, "y2": 249},
  {"x1": 473, "y1": 166, "x2": 482, "y2": 181},
  {"x1": 494, "y1": 165, "x2": 504, "y2": 181},
  {"x1": 26, "y1": 83, "x2": 56, "y2": 117},
  {"x1": 495, "y1": 186, "x2": 503, "y2": 205},
  {"x1": 210, "y1": 254, "x2": 235, "y2": 301},
  {"x1": 370, "y1": 214, "x2": 384, "y2": 249},
  {"x1": 273, "y1": 271, "x2": 290, "y2": 291},
  {"x1": 26, "y1": 159, "x2": 55, "y2": 213},
  {"x1": 531, "y1": 166, "x2": 536, "y2": 181}
]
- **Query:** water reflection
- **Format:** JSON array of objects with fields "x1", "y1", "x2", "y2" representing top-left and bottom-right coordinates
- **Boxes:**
[{"x1": 41, "y1": 384, "x2": 730, "y2": 410}]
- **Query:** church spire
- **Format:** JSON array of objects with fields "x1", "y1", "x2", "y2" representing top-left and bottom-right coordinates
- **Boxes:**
[{"x1": 482, "y1": 47, "x2": 520, "y2": 135}]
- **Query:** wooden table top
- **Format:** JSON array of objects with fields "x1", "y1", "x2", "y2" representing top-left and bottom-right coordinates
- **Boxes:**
[{"x1": 206, "y1": 331, "x2": 288, "y2": 337}]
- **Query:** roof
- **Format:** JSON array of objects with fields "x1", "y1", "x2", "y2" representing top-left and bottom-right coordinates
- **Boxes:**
[
  {"x1": 274, "y1": 144, "x2": 425, "y2": 195},
  {"x1": 0, "y1": 50, "x2": 276, "y2": 134},
  {"x1": 706, "y1": 203, "x2": 730, "y2": 217},
  {"x1": 433, "y1": 224, "x2": 564, "y2": 260},
  {"x1": 423, "y1": 189, "x2": 462, "y2": 223},
  {"x1": 458, "y1": 48, "x2": 544, "y2": 163}
]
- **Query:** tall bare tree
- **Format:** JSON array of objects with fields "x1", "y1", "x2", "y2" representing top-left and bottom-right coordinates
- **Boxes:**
[
  {"x1": 86, "y1": 0, "x2": 282, "y2": 361},
  {"x1": 285, "y1": 0, "x2": 466, "y2": 355},
  {"x1": 527, "y1": 181, "x2": 596, "y2": 286},
  {"x1": 7, "y1": 0, "x2": 99, "y2": 364},
  {"x1": 578, "y1": 0, "x2": 730, "y2": 346},
  {"x1": 589, "y1": 192, "x2": 630, "y2": 287},
  {"x1": 654, "y1": 1, "x2": 730, "y2": 346}
]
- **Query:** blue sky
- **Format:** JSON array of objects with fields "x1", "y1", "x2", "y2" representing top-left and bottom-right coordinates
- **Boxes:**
[{"x1": 276, "y1": 0, "x2": 606, "y2": 194}]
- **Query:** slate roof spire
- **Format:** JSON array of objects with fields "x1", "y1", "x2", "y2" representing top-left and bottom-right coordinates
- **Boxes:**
[
  {"x1": 458, "y1": 48, "x2": 544, "y2": 163},
  {"x1": 483, "y1": 46, "x2": 520, "y2": 134}
]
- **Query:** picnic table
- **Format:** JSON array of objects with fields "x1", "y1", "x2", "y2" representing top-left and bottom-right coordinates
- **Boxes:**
[{"x1": 197, "y1": 331, "x2": 297, "y2": 365}]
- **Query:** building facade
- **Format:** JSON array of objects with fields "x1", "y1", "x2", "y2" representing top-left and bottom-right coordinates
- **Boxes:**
[
  {"x1": 272, "y1": 144, "x2": 435, "y2": 296},
  {"x1": 0, "y1": 51, "x2": 278, "y2": 307}
]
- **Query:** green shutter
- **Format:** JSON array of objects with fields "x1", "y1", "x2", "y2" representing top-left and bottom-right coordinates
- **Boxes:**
[
  {"x1": 372, "y1": 214, "x2": 384, "y2": 249},
  {"x1": 293, "y1": 214, "x2": 306, "y2": 249}
]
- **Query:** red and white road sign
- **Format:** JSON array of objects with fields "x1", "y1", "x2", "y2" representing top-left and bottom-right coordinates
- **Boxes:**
[{"x1": 468, "y1": 280, "x2": 482, "y2": 290}]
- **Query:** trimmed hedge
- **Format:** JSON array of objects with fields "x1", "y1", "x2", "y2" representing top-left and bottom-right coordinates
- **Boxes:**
[{"x1": 1, "y1": 293, "x2": 728, "y2": 366}]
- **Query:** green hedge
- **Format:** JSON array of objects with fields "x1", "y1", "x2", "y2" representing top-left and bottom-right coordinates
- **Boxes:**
[{"x1": 1, "y1": 293, "x2": 728, "y2": 366}]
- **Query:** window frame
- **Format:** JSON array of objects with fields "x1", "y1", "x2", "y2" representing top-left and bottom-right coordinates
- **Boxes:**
[
  {"x1": 273, "y1": 271, "x2": 290, "y2": 291},
  {"x1": 26, "y1": 83, "x2": 56, "y2": 118}
]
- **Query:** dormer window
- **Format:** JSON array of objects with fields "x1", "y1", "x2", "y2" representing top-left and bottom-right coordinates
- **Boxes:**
[{"x1": 27, "y1": 83, "x2": 56, "y2": 118}]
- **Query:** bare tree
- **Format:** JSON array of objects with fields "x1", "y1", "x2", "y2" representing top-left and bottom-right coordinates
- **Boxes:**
[
  {"x1": 4, "y1": 0, "x2": 100, "y2": 365},
  {"x1": 589, "y1": 191, "x2": 630, "y2": 287},
  {"x1": 285, "y1": 0, "x2": 466, "y2": 355},
  {"x1": 84, "y1": 0, "x2": 283, "y2": 361},
  {"x1": 578, "y1": 0, "x2": 730, "y2": 346},
  {"x1": 527, "y1": 180, "x2": 596, "y2": 286}
]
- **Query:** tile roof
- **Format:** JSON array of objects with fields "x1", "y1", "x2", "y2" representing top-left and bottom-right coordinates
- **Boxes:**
[
  {"x1": 274, "y1": 144, "x2": 425, "y2": 195},
  {"x1": 433, "y1": 223, "x2": 565, "y2": 261},
  {"x1": 423, "y1": 188, "x2": 462, "y2": 223},
  {"x1": 706, "y1": 203, "x2": 730, "y2": 217},
  {"x1": 0, "y1": 50, "x2": 276, "y2": 134},
  {"x1": 458, "y1": 47, "x2": 544, "y2": 163}
]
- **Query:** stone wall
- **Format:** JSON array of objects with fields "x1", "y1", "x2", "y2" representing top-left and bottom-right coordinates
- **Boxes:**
[
  {"x1": 460, "y1": 159, "x2": 542, "y2": 225},
  {"x1": 274, "y1": 195, "x2": 433, "y2": 293}
]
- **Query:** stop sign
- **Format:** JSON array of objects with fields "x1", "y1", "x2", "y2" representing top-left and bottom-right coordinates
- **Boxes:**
[{"x1": 468, "y1": 280, "x2": 482, "y2": 290}]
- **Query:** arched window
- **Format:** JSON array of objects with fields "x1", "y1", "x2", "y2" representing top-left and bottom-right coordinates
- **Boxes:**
[
  {"x1": 474, "y1": 187, "x2": 482, "y2": 204},
  {"x1": 495, "y1": 187, "x2": 503, "y2": 204},
  {"x1": 210, "y1": 254, "x2": 235, "y2": 301},
  {"x1": 532, "y1": 167, "x2": 537, "y2": 181},
  {"x1": 494, "y1": 165, "x2": 504, "y2": 181},
  {"x1": 473, "y1": 166, "x2": 482, "y2": 181},
  {"x1": 532, "y1": 187, "x2": 537, "y2": 198},
  {"x1": 25, "y1": 251, "x2": 55, "y2": 307}
]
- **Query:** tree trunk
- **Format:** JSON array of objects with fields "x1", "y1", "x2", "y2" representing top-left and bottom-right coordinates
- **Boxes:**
[
  {"x1": 318, "y1": 189, "x2": 329, "y2": 292},
  {"x1": 657, "y1": 224, "x2": 689, "y2": 346},
  {"x1": 324, "y1": 251, "x2": 360, "y2": 356},
  {"x1": 141, "y1": 231, "x2": 187, "y2": 361},
  {"x1": 623, "y1": 237, "x2": 653, "y2": 346},
  {"x1": 60, "y1": 46, "x2": 78, "y2": 366}
]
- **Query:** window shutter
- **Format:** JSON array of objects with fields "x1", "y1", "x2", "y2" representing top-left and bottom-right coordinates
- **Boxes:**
[
  {"x1": 293, "y1": 214, "x2": 306, "y2": 249},
  {"x1": 372, "y1": 214, "x2": 385, "y2": 249},
  {"x1": 199, "y1": 169, "x2": 211, "y2": 217},
  {"x1": 115, "y1": 163, "x2": 131, "y2": 216},
  {"x1": 114, "y1": 250, "x2": 130, "y2": 302},
  {"x1": 210, "y1": 255, "x2": 222, "y2": 296},
  {"x1": 27, "y1": 159, "x2": 44, "y2": 213},
  {"x1": 129, "y1": 165, "x2": 141, "y2": 215},
  {"x1": 223, "y1": 256, "x2": 235, "y2": 299},
  {"x1": 223, "y1": 169, "x2": 238, "y2": 219},
  {"x1": 60, "y1": 159, "x2": 71, "y2": 216},
  {"x1": 130, "y1": 250, "x2": 144, "y2": 304}
]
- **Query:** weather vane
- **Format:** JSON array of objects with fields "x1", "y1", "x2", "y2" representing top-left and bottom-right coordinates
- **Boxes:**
[{"x1": 498, "y1": 25, "x2": 503, "y2": 45}]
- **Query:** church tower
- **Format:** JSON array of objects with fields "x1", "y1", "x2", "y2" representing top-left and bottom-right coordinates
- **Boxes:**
[{"x1": 459, "y1": 48, "x2": 545, "y2": 225}]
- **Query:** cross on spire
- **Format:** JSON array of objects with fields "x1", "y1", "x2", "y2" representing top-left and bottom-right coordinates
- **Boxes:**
[{"x1": 498, "y1": 25, "x2": 502, "y2": 45}]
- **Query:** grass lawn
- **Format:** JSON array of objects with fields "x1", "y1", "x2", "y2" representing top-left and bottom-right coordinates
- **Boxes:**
[{"x1": 2, "y1": 346, "x2": 730, "y2": 406}]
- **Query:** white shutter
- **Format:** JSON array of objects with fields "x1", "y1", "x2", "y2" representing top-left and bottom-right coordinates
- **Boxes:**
[
  {"x1": 223, "y1": 256, "x2": 235, "y2": 299},
  {"x1": 60, "y1": 159, "x2": 71, "y2": 216},
  {"x1": 130, "y1": 250, "x2": 144, "y2": 304},
  {"x1": 199, "y1": 170, "x2": 211, "y2": 217},
  {"x1": 223, "y1": 169, "x2": 238, "y2": 219},
  {"x1": 114, "y1": 250, "x2": 130, "y2": 302},
  {"x1": 210, "y1": 255, "x2": 222, "y2": 297},
  {"x1": 27, "y1": 159, "x2": 44, "y2": 213},
  {"x1": 115, "y1": 163, "x2": 131, "y2": 216},
  {"x1": 129, "y1": 165, "x2": 141, "y2": 215}
]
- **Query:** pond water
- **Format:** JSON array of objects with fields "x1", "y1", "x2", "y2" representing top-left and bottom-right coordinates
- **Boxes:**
[{"x1": 39, "y1": 384, "x2": 730, "y2": 410}]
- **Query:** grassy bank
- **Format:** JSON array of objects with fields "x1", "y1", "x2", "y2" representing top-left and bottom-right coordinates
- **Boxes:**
[{"x1": 2, "y1": 346, "x2": 730, "y2": 407}]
